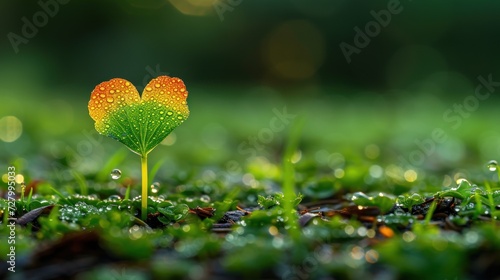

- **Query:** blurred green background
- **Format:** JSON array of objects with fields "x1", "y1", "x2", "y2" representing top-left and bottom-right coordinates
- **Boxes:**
[{"x1": 1, "y1": 0, "x2": 500, "y2": 188}]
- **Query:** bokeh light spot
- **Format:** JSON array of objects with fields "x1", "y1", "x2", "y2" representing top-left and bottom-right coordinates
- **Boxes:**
[
  {"x1": 404, "y1": 169, "x2": 418, "y2": 182},
  {"x1": 15, "y1": 174, "x2": 24, "y2": 184},
  {"x1": 0, "y1": 116, "x2": 23, "y2": 142},
  {"x1": 365, "y1": 249, "x2": 379, "y2": 264}
]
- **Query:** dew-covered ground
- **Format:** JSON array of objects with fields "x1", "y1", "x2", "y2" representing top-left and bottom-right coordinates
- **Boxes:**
[{"x1": 1, "y1": 88, "x2": 500, "y2": 279}]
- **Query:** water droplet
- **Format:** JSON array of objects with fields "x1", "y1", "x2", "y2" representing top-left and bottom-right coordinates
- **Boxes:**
[
  {"x1": 100, "y1": 94, "x2": 105, "y2": 98},
  {"x1": 151, "y1": 182, "x2": 160, "y2": 194},
  {"x1": 487, "y1": 160, "x2": 498, "y2": 171},
  {"x1": 106, "y1": 97, "x2": 114, "y2": 103},
  {"x1": 100, "y1": 87, "x2": 105, "y2": 91},
  {"x1": 200, "y1": 195, "x2": 211, "y2": 203},
  {"x1": 108, "y1": 195, "x2": 121, "y2": 201},
  {"x1": 167, "y1": 111, "x2": 173, "y2": 116},
  {"x1": 155, "y1": 83, "x2": 161, "y2": 88},
  {"x1": 110, "y1": 90, "x2": 115, "y2": 94},
  {"x1": 125, "y1": 82, "x2": 130, "y2": 86},
  {"x1": 180, "y1": 88, "x2": 185, "y2": 92},
  {"x1": 410, "y1": 193, "x2": 422, "y2": 200},
  {"x1": 146, "y1": 87, "x2": 152, "y2": 92},
  {"x1": 394, "y1": 208, "x2": 405, "y2": 216},
  {"x1": 110, "y1": 169, "x2": 122, "y2": 179}
]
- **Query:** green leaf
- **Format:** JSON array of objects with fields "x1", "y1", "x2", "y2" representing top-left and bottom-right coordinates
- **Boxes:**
[
  {"x1": 351, "y1": 191, "x2": 395, "y2": 213},
  {"x1": 257, "y1": 192, "x2": 303, "y2": 209},
  {"x1": 88, "y1": 76, "x2": 189, "y2": 156},
  {"x1": 157, "y1": 202, "x2": 189, "y2": 223}
]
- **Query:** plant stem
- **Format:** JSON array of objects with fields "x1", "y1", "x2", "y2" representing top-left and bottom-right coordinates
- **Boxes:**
[{"x1": 141, "y1": 154, "x2": 148, "y2": 221}]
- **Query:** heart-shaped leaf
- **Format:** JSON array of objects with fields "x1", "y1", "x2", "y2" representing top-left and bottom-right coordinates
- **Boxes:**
[{"x1": 88, "y1": 76, "x2": 189, "y2": 156}]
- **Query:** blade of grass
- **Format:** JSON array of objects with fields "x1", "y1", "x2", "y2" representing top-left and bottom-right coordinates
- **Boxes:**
[
  {"x1": 27, "y1": 187, "x2": 33, "y2": 210},
  {"x1": 50, "y1": 187, "x2": 72, "y2": 205},
  {"x1": 72, "y1": 170, "x2": 88, "y2": 196},
  {"x1": 424, "y1": 200, "x2": 437, "y2": 226},
  {"x1": 474, "y1": 192, "x2": 483, "y2": 220},
  {"x1": 149, "y1": 159, "x2": 166, "y2": 185},
  {"x1": 282, "y1": 116, "x2": 305, "y2": 261},
  {"x1": 484, "y1": 181, "x2": 497, "y2": 225},
  {"x1": 124, "y1": 185, "x2": 132, "y2": 200}
]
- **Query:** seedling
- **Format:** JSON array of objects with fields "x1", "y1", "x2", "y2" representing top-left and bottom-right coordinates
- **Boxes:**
[{"x1": 88, "y1": 76, "x2": 189, "y2": 220}]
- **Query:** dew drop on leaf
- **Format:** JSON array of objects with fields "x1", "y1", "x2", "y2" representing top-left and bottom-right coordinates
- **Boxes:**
[
  {"x1": 394, "y1": 208, "x2": 405, "y2": 216},
  {"x1": 108, "y1": 195, "x2": 121, "y2": 201},
  {"x1": 487, "y1": 160, "x2": 498, "y2": 171},
  {"x1": 111, "y1": 168, "x2": 122, "y2": 179}
]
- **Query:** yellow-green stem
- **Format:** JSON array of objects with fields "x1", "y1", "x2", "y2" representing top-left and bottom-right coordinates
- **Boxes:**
[{"x1": 141, "y1": 154, "x2": 148, "y2": 221}]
